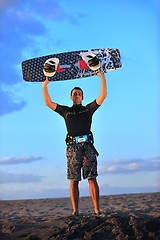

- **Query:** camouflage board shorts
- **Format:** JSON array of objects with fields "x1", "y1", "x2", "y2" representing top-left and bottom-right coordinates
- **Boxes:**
[{"x1": 66, "y1": 143, "x2": 98, "y2": 181}]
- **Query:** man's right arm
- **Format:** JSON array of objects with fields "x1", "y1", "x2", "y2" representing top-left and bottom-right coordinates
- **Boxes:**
[{"x1": 42, "y1": 76, "x2": 57, "y2": 111}]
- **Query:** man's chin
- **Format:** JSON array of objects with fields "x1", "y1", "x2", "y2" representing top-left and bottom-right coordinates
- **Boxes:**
[{"x1": 74, "y1": 101, "x2": 81, "y2": 105}]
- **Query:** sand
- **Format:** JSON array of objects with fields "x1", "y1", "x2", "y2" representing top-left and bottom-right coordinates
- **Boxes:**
[{"x1": 0, "y1": 192, "x2": 160, "y2": 239}]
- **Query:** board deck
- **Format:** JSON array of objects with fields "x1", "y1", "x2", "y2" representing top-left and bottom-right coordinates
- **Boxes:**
[{"x1": 22, "y1": 48, "x2": 122, "y2": 82}]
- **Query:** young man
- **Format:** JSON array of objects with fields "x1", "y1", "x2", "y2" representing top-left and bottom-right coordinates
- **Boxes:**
[{"x1": 42, "y1": 70, "x2": 107, "y2": 215}]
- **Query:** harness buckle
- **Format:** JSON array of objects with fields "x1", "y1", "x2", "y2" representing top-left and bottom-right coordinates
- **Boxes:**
[{"x1": 75, "y1": 135, "x2": 88, "y2": 143}]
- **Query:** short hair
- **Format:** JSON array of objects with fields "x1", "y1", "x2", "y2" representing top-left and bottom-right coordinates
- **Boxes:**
[{"x1": 70, "y1": 87, "x2": 84, "y2": 99}]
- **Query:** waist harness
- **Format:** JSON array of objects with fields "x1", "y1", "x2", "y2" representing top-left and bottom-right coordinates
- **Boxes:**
[{"x1": 65, "y1": 132, "x2": 99, "y2": 156}]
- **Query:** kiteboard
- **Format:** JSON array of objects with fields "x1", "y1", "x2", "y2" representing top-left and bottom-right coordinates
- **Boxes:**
[{"x1": 22, "y1": 48, "x2": 122, "y2": 82}]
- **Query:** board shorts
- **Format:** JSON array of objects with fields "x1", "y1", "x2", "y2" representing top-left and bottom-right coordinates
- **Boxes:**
[{"x1": 66, "y1": 143, "x2": 98, "y2": 181}]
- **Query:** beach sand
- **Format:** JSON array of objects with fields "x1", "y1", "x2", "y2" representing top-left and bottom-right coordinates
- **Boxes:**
[{"x1": 0, "y1": 192, "x2": 160, "y2": 239}]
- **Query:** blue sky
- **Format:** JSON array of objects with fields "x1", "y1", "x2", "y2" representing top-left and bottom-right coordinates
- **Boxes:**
[{"x1": 0, "y1": 0, "x2": 160, "y2": 200}]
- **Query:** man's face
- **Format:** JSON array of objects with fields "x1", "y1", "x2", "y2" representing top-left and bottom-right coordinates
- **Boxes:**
[{"x1": 70, "y1": 89, "x2": 83, "y2": 105}]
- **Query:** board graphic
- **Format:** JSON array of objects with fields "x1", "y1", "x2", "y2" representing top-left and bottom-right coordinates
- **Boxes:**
[{"x1": 22, "y1": 48, "x2": 122, "y2": 82}]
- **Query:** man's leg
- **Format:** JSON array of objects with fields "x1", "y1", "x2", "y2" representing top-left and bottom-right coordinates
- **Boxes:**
[
  {"x1": 88, "y1": 178, "x2": 100, "y2": 214},
  {"x1": 70, "y1": 180, "x2": 79, "y2": 215}
]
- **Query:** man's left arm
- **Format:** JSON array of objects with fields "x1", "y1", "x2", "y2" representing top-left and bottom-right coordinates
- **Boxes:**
[{"x1": 96, "y1": 70, "x2": 107, "y2": 105}]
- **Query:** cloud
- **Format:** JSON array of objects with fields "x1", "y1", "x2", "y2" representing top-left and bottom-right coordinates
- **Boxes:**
[
  {"x1": 99, "y1": 156, "x2": 160, "y2": 174},
  {"x1": 0, "y1": 85, "x2": 26, "y2": 116},
  {"x1": 0, "y1": 171, "x2": 43, "y2": 184},
  {"x1": 0, "y1": 0, "x2": 21, "y2": 11},
  {"x1": 0, "y1": 155, "x2": 44, "y2": 186},
  {"x1": 0, "y1": 1, "x2": 46, "y2": 115},
  {"x1": 0, "y1": 0, "x2": 81, "y2": 116},
  {"x1": 99, "y1": 184, "x2": 160, "y2": 196},
  {"x1": 0, "y1": 185, "x2": 69, "y2": 200},
  {"x1": 0, "y1": 182, "x2": 159, "y2": 200},
  {"x1": 0, "y1": 155, "x2": 43, "y2": 165}
]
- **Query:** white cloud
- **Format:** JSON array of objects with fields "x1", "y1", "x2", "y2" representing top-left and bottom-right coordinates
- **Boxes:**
[
  {"x1": 0, "y1": 182, "x2": 159, "y2": 200},
  {"x1": 99, "y1": 183, "x2": 160, "y2": 196},
  {"x1": 124, "y1": 162, "x2": 139, "y2": 171},
  {"x1": 0, "y1": 186, "x2": 69, "y2": 200},
  {"x1": 0, "y1": 0, "x2": 82, "y2": 116},
  {"x1": 0, "y1": 171, "x2": 43, "y2": 184},
  {"x1": 0, "y1": 155, "x2": 43, "y2": 165},
  {"x1": 99, "y1": 156, "x2": 160, "y2": 174},
  {"x1": 0, "y1": 0, "x2": 21, "y2": 11}
]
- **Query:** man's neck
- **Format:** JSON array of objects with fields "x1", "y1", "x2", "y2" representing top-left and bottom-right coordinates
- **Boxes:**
[{"x1": 72, "y1": 103, "x2": 82, "y2": 107}]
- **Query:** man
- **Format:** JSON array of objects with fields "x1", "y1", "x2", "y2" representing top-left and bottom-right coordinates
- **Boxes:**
[{"x1": 42, "y1": 70, "x2": 107, "y2": 215}]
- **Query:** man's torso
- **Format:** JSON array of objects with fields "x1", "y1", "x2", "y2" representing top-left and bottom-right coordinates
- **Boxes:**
[{"x1": 55, "y1": 100, "x2": 100, "y2": 136}]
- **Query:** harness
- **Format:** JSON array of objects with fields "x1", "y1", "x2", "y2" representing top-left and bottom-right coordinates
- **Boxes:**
[{"x1": 65, "y1": 132, "x2": 99, "y2": 156}]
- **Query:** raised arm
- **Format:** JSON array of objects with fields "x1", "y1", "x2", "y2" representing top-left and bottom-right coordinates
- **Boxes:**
[
  {"x1": 96, "y1": 70, "x2": 107, "y2": 105},
  {"x1": 42, "y1": 77, "x2": 57, "y2": 111}
]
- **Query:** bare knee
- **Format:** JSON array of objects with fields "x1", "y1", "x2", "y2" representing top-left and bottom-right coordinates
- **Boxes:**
[
  {"x1": 88, "y1": 178, "x2": 97, "y2": 186},
  {"x1": 70, "y1": 180, "x2": 79, "y2": 188}
]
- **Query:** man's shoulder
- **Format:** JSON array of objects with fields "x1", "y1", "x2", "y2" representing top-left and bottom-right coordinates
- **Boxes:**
[
  {"x1": 56, "y1": 104, "x2": 69, "y2": 109},
  {"x1": 55, "y1": 104, "x2": 69, "y2": 114},
  {"x1": 86, "y1": 100, "x2": 100, "y2": 107},
  {"x1": 85, "y1": 100, "x2": 100, "y2": 113}
]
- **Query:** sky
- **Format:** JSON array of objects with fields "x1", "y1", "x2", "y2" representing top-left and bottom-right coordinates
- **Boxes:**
[{"x1": 0, "y1": 0, "x2": 160, "y2": 200}]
